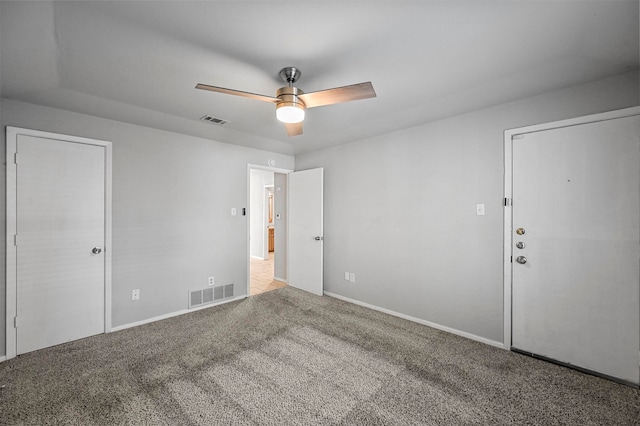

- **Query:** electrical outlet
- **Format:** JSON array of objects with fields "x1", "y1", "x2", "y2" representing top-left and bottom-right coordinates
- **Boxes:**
[
  {"x1": 344, "y1": 272, "x2": 350, "y2": 280},
  {"x1": 208, "y1": 276, "x2": 215, "y2": 286},
  {"x1": 349, "y1": 273, "x2": 356, "y2": 283},
  {"x1": 132, "y1": 289, "x2": 140, "y2": 301}
]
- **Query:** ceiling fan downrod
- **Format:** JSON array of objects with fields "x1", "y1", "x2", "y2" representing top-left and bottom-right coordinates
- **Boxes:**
[{"x1": 279, "y1": 67, "x2": 301, "y2": 87}]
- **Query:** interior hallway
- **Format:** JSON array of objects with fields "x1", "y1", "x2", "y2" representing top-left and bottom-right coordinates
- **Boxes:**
[{"x1": 250, "y1": 252, "x2": 287, "y2": 296}]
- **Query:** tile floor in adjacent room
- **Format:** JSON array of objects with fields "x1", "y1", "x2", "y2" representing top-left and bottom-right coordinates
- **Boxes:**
[{"x1": 250, "y1": 252, "x2": 287, "y2": 296}]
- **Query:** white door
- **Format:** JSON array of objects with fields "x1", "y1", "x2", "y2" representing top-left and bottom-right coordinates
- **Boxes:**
[
  {"x1": 511, "y1": 115, "x2": 640, "y2": 385},
  {"x1": 11, "y1": 132, "x2": 109, "y2": 355},
  {"x1": 288, "y1": 168, "x2": 324, "y2": 295}
]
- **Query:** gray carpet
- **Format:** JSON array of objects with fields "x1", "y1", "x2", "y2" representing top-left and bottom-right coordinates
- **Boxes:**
[{"x1": 0, "y1": 286, "x2": 638, "y2": 425}]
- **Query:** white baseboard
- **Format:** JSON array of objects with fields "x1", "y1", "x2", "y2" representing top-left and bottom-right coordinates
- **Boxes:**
[
  {"x1": 273, "y1": 276, "x2": 287, "y2": 283},
  {"x1": 250, "y1": 255, "x2": 266, "y2": 260},
  {"x1": 324, "y1": 291, "x2": 504, "y2": 349},
  {"x1": 110, "y1": 295, "x2": 247, "y2": 333}
]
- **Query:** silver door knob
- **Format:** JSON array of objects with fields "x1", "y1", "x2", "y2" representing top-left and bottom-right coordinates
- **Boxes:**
[
  {"x1": 314, "y1": 236, "x2": 324, "y2": 241},
  {"x1": 516, "y1": 242, "x2": 526, "y2": 249},
  {"x1": 516, "y1": 256, "x2": 527, "y2": 264},
  {"x1": 92, "y1": 247, "x2": 102, "y2": 254}
]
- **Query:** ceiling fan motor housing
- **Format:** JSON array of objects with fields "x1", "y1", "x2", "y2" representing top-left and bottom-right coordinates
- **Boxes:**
[
  {"x1": 276, "y1": 86, "x2": 305, "y2": 108},
  {"x1": 276, "y1": 86, "x2": 306, "y2": 123}
]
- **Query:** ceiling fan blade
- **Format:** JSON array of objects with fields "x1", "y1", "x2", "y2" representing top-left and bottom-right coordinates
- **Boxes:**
[
  {"x1": 298, "y1": 82, "x2": 376, "y2": 108},
  {"x1": 285, "y1": 122, "x2": 303, "y2": 137},
  {"x1": 195, "y1": 83, "x2": 278, "y2": 103}
]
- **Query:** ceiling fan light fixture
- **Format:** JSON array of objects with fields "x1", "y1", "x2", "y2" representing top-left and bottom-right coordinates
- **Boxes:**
[
  {"x1": 196, "y1": 67, "x2": 376, "y2": 136},
  {"x1": 276, "y1": 103, "x2": 305, "y2": 123}
]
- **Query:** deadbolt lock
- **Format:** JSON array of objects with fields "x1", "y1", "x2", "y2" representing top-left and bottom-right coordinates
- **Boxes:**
[
  {"x1": 516, "y1": 242, "x2": 526, "y2": 249},
  {"x1": 516, "y1": 227, "x2": 526, "y2": 235}
]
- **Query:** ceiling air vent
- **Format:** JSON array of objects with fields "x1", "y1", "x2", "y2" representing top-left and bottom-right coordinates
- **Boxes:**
[{"x1": 200, "y1": 115, "x2": 230, "y2": 126}]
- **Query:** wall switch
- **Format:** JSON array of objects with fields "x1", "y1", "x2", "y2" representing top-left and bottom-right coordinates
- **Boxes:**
[
  {"x1": 476, "y1": 204, "x2": 485, "y2": 216},
  {"x1": 344, "y1": 272, "x2": 350, "y2": 280},
  {"x1": 349, "y1": 273, "x2": 356, "y2": 283},
  {"x1": 231, "y1": 208, "x2": 237, "y2": 216},
  {"x1": 132, "y1": 289, "x2": 140, "y2": 301},
  {"x1": 208, "y1": 276, "x2": 215, "y2": 286}
]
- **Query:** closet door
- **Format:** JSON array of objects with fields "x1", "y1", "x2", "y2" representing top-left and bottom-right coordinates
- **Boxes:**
[{"x1": 6, "y1": 127, "x2": 111, "y2": 359}]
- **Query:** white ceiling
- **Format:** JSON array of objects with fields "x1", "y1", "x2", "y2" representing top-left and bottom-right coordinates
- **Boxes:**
[{"x1": 1, "y1": 1, "x2": 638, "y2": 155}]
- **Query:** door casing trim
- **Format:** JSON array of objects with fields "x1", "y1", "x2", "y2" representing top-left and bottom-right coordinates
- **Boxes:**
[
  {"x1": 5, "y1": 126, "x2": 112, "y2": 360},
  {"x1": 502, "y1": 107, "x2": 640, "y2": 350}
]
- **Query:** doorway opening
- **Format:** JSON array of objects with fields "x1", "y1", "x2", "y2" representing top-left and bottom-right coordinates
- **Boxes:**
[{"x1": 248, "y1": 167, "x2": 289, "y2": 296}]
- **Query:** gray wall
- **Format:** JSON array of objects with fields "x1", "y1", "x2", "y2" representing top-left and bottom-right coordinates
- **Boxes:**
[
  {"x1": 1, "y1": 71, "x2": 637, "y2": 356},
  {"x1": 0, "y1": 99, "x2": 294, "y2": 356},
  {"x1": 295, "y1": 71, "x2": 639, "y2": 345}
]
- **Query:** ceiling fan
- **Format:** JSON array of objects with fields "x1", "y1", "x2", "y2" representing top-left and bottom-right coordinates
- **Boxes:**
[{"x1": 196, "y1": 67, "x2": 376, "y2": 136}]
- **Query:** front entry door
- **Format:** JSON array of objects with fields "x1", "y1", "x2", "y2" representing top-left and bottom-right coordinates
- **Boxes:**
[
  {"x1": 8, "y1": 128, "x2": 110, "y2": 355},
  {"x1": 511, "y1": 113, "x2": 640, "y2": 385},
  {"x1": 288, "y1": 168, "x2": 324, "y2": 296}
]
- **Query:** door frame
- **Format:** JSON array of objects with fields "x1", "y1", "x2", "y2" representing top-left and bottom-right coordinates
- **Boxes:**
[
  {"x1": 5, "y1": 127, "x2": 113, "y2": 360},
  {"x1": 246, "y1": 164, "x2": 293, "y2": 297},
  {"x1": 503, "y1": 107, "x2": 640, "y2": 350}
]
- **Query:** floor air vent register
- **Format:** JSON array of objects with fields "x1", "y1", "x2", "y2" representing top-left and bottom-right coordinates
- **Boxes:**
[{"x1": 189, "y1": 284, "x2": 234, "y2": 309}]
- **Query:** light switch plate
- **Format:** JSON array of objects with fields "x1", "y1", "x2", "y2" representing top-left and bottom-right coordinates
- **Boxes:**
[{"x1": 476, "y1": 204, "x2": 485, "y2": 216}]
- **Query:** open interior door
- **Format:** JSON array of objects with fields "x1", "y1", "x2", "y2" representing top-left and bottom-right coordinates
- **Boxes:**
[{"x1": 288, "y1": 168, "x2": 323, "y2": 295}]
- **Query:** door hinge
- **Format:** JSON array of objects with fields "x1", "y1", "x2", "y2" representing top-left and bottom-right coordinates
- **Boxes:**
[
  {"x1": 14, "y1": 234, "x2": 18, "y2": 246},
  {"x1": 14, "y1": 316, "x2": 18, "y2": 328},
  {"x1": 504, "y1": 198, "x2": 512, "y2": 206},
  {"x1": 13, "y1": 152, "x2": 17, "y2": 164},
  {"x1": 510, "y1": 256, "x2": 513, "y2": 263}
]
